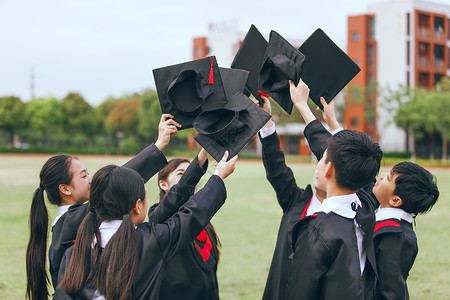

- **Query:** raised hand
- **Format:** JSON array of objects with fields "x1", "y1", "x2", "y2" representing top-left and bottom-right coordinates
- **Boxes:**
[
  {"x1": 155, "y1": 114, "x2": 182, "y2": 150},
  {"x1": 213, "y1": 151, "x2": 238, "y2": 180}
]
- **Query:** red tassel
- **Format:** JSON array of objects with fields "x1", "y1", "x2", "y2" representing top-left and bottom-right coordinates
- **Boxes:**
[
  {"x1": 208, "y1": 56, "x2": 214, "y2": 84},
  {"x1": 258, "y1": 90, "x2": 270, "y2": 98}
]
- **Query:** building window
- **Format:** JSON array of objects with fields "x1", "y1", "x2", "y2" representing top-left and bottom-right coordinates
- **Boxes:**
[
  {"x1": 418, "y1": 72, "x2": 430, "y2": 88},
  {"x1": 368, "y1": 44, "x2": 375, "y2": 68},
  {"x1": 434, "y1": 74, "x2": 443, "y2": 86},
  {"x1": 434, "y1": 45, "x2": 444, "y2": 69},
  {"x1": 406, "y1": 41, "x2": 410, "y2": 66},
  {"x1": 418, "y1": 14, "x2": 430, "y2": 38},
  {"x1": 351, "y1": 118, "x2": 359, "y2": 127},
  {"x1": 434, "y1": 16, "x2": 444, "y2": 40},
  {"x1": 406, "y1": 71, "x2": 410, "y2": 87},
  {"x1": 418, "y1": 42, "x2": 430, "y2": 68},
  {"x1": 406, "y1": 13, "x2": 410, "y2": 35},
  {"x1": 194, "y1": 47, "x2": 202, "y2": 58},
  {"x1": 368, "y1": 16, "x2": 375, "y2": 39},
  {"x1": 448, "y1": 48, "x2": 450, "y2": 68},
  {"x1": 286, "y1": 135, "x2": 299, "y2": 155},
  {"x1": 351, "y1": 31, "x2": 360, "y2": 41}
]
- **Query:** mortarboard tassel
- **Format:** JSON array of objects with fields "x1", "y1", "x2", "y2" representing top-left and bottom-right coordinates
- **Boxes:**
[
  {"x1": 258, "y1": 90, "x2": 270, "y2": 98},
  {"x1": 208, "y1": 56, "x2": 214, "y2": 84}
]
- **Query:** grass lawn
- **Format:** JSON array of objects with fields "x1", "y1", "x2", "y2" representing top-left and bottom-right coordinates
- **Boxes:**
[{"x1": 0, "y1": 154, "x2": 449, "y2": 299}]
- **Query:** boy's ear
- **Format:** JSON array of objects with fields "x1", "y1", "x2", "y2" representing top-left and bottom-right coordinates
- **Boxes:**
[
  {"x1": 325, "y1": 162, "x2": 333, "y2": 178},
  {"x1": 390, "y1": 196, "x2": 403, "y2": 208},
  {"x1": 58, "y1": 184, "x2": 72, "y2": 196}
]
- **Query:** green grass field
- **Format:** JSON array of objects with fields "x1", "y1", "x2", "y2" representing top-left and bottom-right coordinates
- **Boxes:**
[{"x1": 1, "y1": 154, "x2": 449, "y2": 299}]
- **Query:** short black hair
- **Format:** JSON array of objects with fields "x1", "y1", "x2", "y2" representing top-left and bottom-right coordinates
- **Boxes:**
[
  {"x1": 326, "y1": 130, "x2": 382, "y2": 191},
  {"x1": 391, "y1": 162, "x2": 439, "y2": 215}
]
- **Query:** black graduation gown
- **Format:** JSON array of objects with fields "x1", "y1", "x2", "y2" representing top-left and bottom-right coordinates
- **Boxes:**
[
  {"x1": 54, "y1": 174, "x2": 227, "y2": 300},
  {"x1": 374, "y1": 218, "x2": 417, "y2": 300},
  {"x1": 261, "y1": 119, "x2": 331, "y2": 300},
  {"x1": 48, "y1": 143, "x2": 168, "y2": 289},
  {"x1": 147, "y1": 156, "x2": 220, "y2": 300},
  {"x1": 285, "y1": 188, "x2": 377, "y2": 300},
  {"x1": 308, "y1": 120, "x2": 378, "y2": 299}
]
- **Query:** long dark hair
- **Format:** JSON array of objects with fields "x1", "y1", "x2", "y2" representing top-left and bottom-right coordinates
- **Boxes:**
[
  {"x1": 158, "y1": 158, "x2": 221, "y2": 263},
  {"x1": 26, "y1": 154, "x2": 75, "y2": 300},
  {"x1": 58, "y1": 165, "x2": 145, "y2": 300}
]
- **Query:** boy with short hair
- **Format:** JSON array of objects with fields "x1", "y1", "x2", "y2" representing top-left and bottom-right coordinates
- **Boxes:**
[
  {"x1": 284, "y1": 79, "x2": 382, "y2": 300},
  {"x1": 257, "y1": 78, "x2": 381, "y2": 300},
  {"x1": 372, "y1": 162, "x2": 439, "y2": 299}
]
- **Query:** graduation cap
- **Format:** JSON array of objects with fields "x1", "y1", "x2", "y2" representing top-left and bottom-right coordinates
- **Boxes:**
[
  {"x1": 230, "y1": 24, "x2": 268, "y2": 105},
  {"x1": 193, "y1": 68, "x2": 271, "y2": 162},
  {"x1": 153, "y1": 56, "x2": 227, "y2": 129},
  {"x1": 259, "y1": 30, "x2": 306, "y2": 114},
  {"x1": 298, "y1": 28, "x2": 361, "y2": 109}
]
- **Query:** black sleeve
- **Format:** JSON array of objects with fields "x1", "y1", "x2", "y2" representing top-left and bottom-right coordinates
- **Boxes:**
[
  {"x1": 139, "y1": 175, "x2": 226, "y2": 263},
  {"x1": 122, "y1": 143, "x2": 168, "y2": 183},
  {"x1": 260, "y1": 131, "x2": 305, "y2": 213},
  {"x1": 303, "y1": 119, "x2": 332, "y2": 161},
  {"x1": 53, "y1": 247, "x2": 95, "y2": 300},
  {"x1": 375, "y1": 234, "x2": 408, "y2": 300},
  {"x1": 49, "y1": 203, "x2": 90, "y2": 289},
  {"x1": 148, "y1": 157, "x2": 208, "y2": 223}
]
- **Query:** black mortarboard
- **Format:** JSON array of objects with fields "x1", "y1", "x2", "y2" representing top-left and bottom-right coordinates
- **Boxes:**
[
  {"x1": 298, "y1": 28, "x2": 361, "y2": 109},
  {"x1": 230, "y1": 24, "x2": 268, "y2": 105},
  {"x1": 152, "y1": 56, "x2": 227, "y2": 129},
  {"x1": 193, "y1": 68, "x2": 271, "y2": 162},
  {"x1": 259, "y1": 30, "x2": 306, "y2": 114}
]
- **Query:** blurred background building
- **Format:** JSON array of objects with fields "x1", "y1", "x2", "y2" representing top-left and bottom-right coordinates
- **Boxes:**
[{"x1": 192, "y1": 0, "x2": 450, "y2": 157}]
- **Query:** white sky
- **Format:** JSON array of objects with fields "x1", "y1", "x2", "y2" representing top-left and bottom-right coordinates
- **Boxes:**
[{"x1": 0, "y1": 0, "x2": 447, "y2": 105}]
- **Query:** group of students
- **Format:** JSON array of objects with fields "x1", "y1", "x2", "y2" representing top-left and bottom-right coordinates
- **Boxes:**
[{"x1": 25, "y1": 79, "x2": 439, "y2": 300}]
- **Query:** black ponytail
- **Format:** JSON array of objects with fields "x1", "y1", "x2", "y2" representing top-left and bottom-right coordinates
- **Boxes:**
[
  {"x1": 92, "y1": 215, "x2": 139, "y2": 300},
  {"x1": 26, "y1": 187, "x2": 50, "y2": 300},
  {"x1": 59, "y1": 165, "x2": 144, "y2": 299},
  {"x1": 26, "y1": 155, "x2": 75, "y2": 300}
]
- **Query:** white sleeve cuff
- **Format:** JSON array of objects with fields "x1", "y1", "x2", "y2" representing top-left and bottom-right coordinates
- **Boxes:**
[
  {"x1": 330, "y1": 127, "x2": 343, "y2": 135},
  {"x1": 259, "y1": 121, "x2": 276, "y2": 139}
]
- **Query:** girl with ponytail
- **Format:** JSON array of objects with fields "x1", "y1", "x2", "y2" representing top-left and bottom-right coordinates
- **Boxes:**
[
  {"x1": 147, "y1": 148, "x2": 222, "y2": 300},
  {"x1": 25, "y1": 114, "x2": 179, "y2": 300},
  {"x1": 56, "y1": 151, "x2": 237, "y2": 300}
]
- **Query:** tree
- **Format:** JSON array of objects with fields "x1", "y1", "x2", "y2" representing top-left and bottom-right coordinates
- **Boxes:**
[
  {"x1": 432, "y1": 78, "x2": 450, "y2": 161},
  {"x1": 25, "y1": 97, "x2": 64, "y2": 147},
  {"x1": 104, "y1": 96, "x2": 140, "y2": 153},
  {"x1": 61, "y1": 93, "x2": 97, "y2": 141},
  {"x1": 137, "y1": 90, "x2": 161, "y2": 144},
  {"x1": 387, "y1": 81, "x2": 450, "y2": 161},
  {"x1": 0, "y1": 96, "x2": 25, "y2": 147}
]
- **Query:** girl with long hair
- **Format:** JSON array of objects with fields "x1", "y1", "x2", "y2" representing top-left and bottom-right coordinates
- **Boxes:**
[
  {"x1": 147, "y1": 148, "x2": 221, "y2": 299},
  {"x1": 25, "y1": 114, "x2": 179, "y2": 300},
  {"x1": 55, "y1": 151, "x2": 237, "y2": 300}
]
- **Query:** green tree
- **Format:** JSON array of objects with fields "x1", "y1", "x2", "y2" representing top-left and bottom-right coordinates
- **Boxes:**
[
  {"x1": 25, "y1": 97, "x2": 64, "y2": 147},
  {"x1": 96, "y1": 97, "x2": 119, "y2": 152},
  {"x1": 137, "y1": 90, "x2": 161, "y2": 143},
  {"x1": 61, "y1": 93, "x2": 97, "y2": 146},
  {"x1": 0, "y1": 96, "x2": 25, "y2": 147},
  {"x1": 104, "y1": 96, "x2": 140, "y2": 153},
  {"x1": 433, "y1": 78, "x2": 450, "y2": 161}
]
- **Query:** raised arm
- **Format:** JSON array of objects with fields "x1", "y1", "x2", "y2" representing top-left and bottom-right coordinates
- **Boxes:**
[
  {"x1": 148, "y1": 150, "x2": 209, "y2": 223},
  {"x1": 255, "y1": 96, "x2": 306, "y2": 213},
  {"x1": 136, "y1": 153, "x2": 236, "y2": 288},
  {"x1": 123, "y1": 114, "x2": 181, "y2": 182}
]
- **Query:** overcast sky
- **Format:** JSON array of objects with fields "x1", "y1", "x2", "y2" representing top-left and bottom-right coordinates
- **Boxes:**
[{"x1": 0, "y1": 0, "x2": 447, "y2": 105}]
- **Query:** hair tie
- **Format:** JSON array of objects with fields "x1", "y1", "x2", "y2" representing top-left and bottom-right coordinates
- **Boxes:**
[{"x1": 38, "y1": 185, "x2": 44, "y2": 192}]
